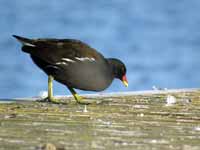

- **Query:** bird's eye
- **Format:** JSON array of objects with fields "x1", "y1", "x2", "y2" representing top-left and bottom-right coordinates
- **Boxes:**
[{"x1": 121, "y1": 67, "x2": 125, "y2": 74}]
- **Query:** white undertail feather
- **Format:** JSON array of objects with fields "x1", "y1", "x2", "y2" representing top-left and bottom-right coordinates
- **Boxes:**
[
  {"x1": 18, "y1": 40, "x2": 36, "y2": 47},
  {"x1": 21, "y1": 42, "x2": 35, "y2": 47}
]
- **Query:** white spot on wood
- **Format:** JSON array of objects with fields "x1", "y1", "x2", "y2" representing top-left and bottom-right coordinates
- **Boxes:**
[
  {"x1": 165, "y1": 95, "x2": 176, "y2": 106},
  {"x1": 83, "y1": 105, "x2": 88, "y2": 113},
  {"x1": 152, "y1": 85, "x2": 167, "y2": 91},
  {"x1": 39, "y1": 91, "x2": 48, "y2": 98},
  {"x1": 194, "y1": 126, "x2": 200, "y2": 131}
]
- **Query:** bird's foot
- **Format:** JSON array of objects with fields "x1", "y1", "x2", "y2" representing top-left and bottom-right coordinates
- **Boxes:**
[
  {"x1": 74, "y1": 94, "x2": 90, "y2": 104},
  {"x1": 41, "y1": 96, "x2": 61, "y2": 104},
  {"x1": 74, "y1": 94, "x2": 102, "y2": 105}
]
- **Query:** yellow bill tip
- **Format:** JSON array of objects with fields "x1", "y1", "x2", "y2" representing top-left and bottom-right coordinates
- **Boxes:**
[
  {"x1": 122, "y1": 75, "x2": 128, "y2": 87},
  {"x1": 123, "y1": 80, "x2": 128, "y2": 87}
]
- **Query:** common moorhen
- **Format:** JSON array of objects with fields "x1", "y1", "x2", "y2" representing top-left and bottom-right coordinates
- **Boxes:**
[{"x1": 13, "y1": 35, "x2": 128, "y2": 104}]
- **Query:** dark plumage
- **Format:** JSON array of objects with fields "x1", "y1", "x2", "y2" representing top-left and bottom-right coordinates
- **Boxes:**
[{"x1": 13, "y1": 35, "x2": 128, "y2": 104}]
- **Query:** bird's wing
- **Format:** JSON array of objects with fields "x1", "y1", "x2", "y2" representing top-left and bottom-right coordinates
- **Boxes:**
[{"x1": 14, "y1": 35, "x2": 104, "y2": 65}]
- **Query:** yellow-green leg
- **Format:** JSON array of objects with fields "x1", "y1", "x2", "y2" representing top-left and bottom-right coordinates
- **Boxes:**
[
  {"x1": 68, "y1": 87, "x2": 83, "y2": 104},
  {"x1": 68, "y1": 87, "x2": 95, "y2": 104},
  {"x1": 47, "y1": 75, "x2": 60, "y2": 103}
]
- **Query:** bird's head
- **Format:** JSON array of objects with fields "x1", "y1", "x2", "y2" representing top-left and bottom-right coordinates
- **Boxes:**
[{"x1": 108, "y1": 58, "x2": 128, "y2": 87}]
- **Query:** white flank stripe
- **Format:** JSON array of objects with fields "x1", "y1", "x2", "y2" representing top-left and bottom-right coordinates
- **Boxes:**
[
  {"x1": 90, "y1": 58, "x2": 95, "y2": 61},
  {"x1": 62, "y1": 58, "x2": 75, "y2": 63},
  {"x1": 56, "y1": 62, "x2": 68, "y2": 65},
  {"x1": 75, "y1": 57, "x2": 95, "y2": 62}
]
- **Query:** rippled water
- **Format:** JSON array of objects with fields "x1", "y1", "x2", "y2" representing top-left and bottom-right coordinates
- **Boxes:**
[{"x1": 1, "y1": 0, "x2": 200, "y2": 98}]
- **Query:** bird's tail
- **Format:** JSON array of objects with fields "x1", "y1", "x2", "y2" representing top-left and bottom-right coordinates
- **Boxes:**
[
  {"x1": 13, "y1": 35, "x2": 36, "y2": 53},
  {"x1": 13, "y1": 35, "x2": 36, "y2": 47}
]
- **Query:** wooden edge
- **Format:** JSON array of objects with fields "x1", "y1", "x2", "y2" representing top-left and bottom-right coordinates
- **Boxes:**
[{"x1": 0, "y1": 88, "x2": 199, "y2": 102}]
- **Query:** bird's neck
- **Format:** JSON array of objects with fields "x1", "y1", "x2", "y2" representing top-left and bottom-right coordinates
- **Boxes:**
[{"x1": 107, "y1": 58, "x2": 118, "y2": 77}]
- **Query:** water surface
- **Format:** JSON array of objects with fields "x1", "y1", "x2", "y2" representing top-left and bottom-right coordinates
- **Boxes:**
[{"x1": 1, "y1": 0, "x2": 200, "y2": 98}]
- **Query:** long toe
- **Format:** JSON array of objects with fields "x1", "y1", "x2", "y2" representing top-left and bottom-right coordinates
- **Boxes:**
[
  {"x1": 49, "y1": 97, "x2": 61, "y2": 104},
  {"x1": 41, "y1": 96, "x2": 61, "y2": 104},
  {"x1": 74, "y1": 96, "x2": 100, "y2": 105}
]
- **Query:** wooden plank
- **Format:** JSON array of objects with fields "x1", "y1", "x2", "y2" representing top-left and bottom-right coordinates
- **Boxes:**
[{"x1": 0, "y1": 88, "x2": 200, "y2": 150}]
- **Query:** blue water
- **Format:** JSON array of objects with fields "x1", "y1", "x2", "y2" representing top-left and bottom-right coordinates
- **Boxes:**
[{"x1": 1, "y1": 0, "x2": 200, "y2": 98}]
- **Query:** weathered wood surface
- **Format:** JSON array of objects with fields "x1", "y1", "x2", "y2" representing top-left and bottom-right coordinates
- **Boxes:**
[{"x1": 0, "y1": 89, "x2": 200, "y2": 150}]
